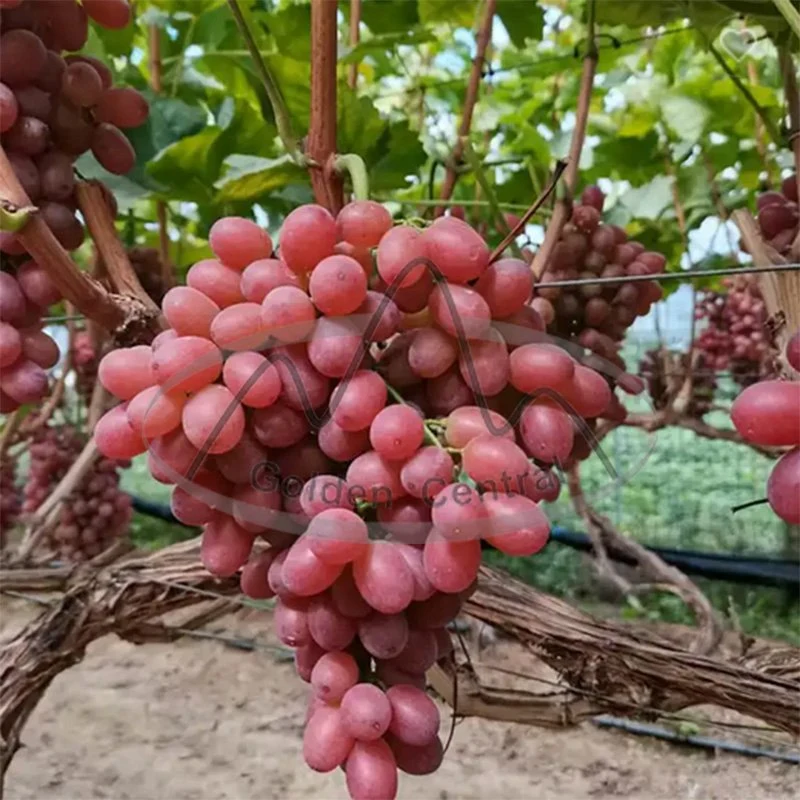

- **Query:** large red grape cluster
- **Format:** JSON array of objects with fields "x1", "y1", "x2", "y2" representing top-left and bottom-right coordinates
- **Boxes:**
[
  {"x1": 21, "y1": 424, "x2": 132, "y2": 562},
  {"x1": 731, "y1": 330, "x2": 800, "y2": 525},
  {"x1": 532, "y1": 185, "x2": 665, "y2": 371},
  {"x1": 694, "y1": 275, "x2": 774, "y2": 387},
  {"x1": 0, "y1": 0, "x2": 146, "y2": 254},
  {"x1": 755, "y1": 175, "x2": 798, "y2": 255},
  {"x1": 0, "y1": 0, "x2": 143, "y2": 411},
  {"x1": 94, "y1": 203, "x2": 635, "y2": 797}
]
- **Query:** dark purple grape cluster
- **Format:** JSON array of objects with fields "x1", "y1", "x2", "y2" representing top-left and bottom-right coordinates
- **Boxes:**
[
  {"x1": 0, "y1": 0, "x2": 145, "y2": 255},
  {"x1": 531, "y1": 185, "x2": 665, "y2": 372},
  {"x1": 70, "y1": 329, "x2": 98, "y2": 400},
  {"x1": 755, "y1": 175, "x2": 798, "y2": 254},
  {"x1": 21, "y1": 424, "x2": 131, "y2": 562}
]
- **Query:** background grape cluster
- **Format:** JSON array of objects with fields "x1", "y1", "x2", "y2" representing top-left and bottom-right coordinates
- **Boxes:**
[
  {"x1": 754, "y1": 175, "x2": 798, "y2": 255},
  {"x1": 22, "y1": 424, "x2": 132, "y2": 562}
]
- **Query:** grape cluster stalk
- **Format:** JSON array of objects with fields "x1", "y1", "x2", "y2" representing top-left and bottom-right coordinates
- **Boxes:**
[
  {"x1": 531, "y1": 185, "x2": 665, "y2": 370},
  {"x1": 22, "y1": 424, "x2": 132, "y2": 562},
  {"x1": 94, "y1": 199, "x2": 642, "y2": 797},
  {"x1": 0, "y1": 0, "x2": 146, "y2": 410},
  {"x1": 731, "y1": 330, "x2": 800, "y2": 525}
]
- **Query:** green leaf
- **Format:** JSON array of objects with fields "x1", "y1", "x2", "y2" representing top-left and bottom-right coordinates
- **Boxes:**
[
  {"x1": 340, "y1": 28, "x2": 437, "y2": 63},
  {"x1": 148, "y1": 128, "x2": 225, "y2": 202},
  {"x1": 596, "y1": 0, "x2": 686, "y2": 27},
  {"x1": 346, "y1": 0, "x2": 420, "y2": 34},
  {"x1": 214, "y1": 155, "x2": 306, "y2": 203},
  {"x1": 370, "y1": 122, "x2": 426, "y2": 191},
  {"x1": 495, "y1": 0, "x2": 544, "y2": 48},
  {"x1": 86, "y1": 18, "x2": 134, "y2": 58},
  {"x1": 338, "y1": 92, "x2": 388, "y2": 158},
  {"x1": 418, "y1": 0, "x2": 478, "y2": 27},
  {"x1": 660, "y1": 94, "x2": 710, "y2": 144},
  {"x1": 620, "y1": 175, "x2": 674, "y2": 221},
  {"x1": 262, "y1": 3, "x2": 312, "y2": 60}
]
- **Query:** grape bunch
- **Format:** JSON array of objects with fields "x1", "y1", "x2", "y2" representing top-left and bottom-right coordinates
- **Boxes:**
[
  {"x1": 21, "y1": 424, "x2": 131, "y2": 562},
  {"x1": 71, "y1": 329, "x2": 98, "y2": 399},
  {"x1": 694, "y1": 275, "x2": 774, "y2": 387},
  {"x1": 532, "y1": 185, "x2": 665, "y2": 371},
  {"x1": 93, "y1": 203, "x2": 637, "y2": 797},
  {"x1": 0, "y1": 0, "x2": 145, "y2": 255},
  {"x1": 0, "y1": 260, "x2": 61, "y2": 409},
  {"x1": 639, "y1": 347, "x2": 716, "y2": 418},
  {"x1": 731, "y1": 330, "x2": 800, "y2": 525},
  {"x1": 755, "y1": 175, "x2": 798, "y2": 255},
  {"x1": 0, "y1": 455, "x2": 20, "y2": 546}
]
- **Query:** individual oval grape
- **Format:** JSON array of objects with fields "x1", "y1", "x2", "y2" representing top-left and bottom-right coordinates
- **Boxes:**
[
  {"x1": 200, "y1": 515, "x2": 255, "y2": 577},
  {"x1": 16, "y1": 260, "x2": 60, "y2": 307},
  {"x1": 274, "y1": 598, "x2": 311, "y2": 646},
  {"x1": 383, "y1": 625, "x2": 437, "y2": 672},
  {"x1": 429, "y1": 483, "x2": 487, "y2": 541},
  {"x1": 98, "y1": 345, "x2": 154, "y2": 400},
  {"x1": 14, "y1": 86, "x2": 50, "y2": 121},
  {"x1": 279, "y1": 204, "x2": 337, "y2": 274},
  {"x1": 251, "y1": 400, "x2": 309, "y2": 448},
  {"x1": 8, "y1": 152, "x2": 39, "y2": 201},
  {"x1": 48, "y1": 100, "x2": 93, "y2": 155},
  {"x1": 521, "y1": 465, "x2": 561, "y2": 503},
  {"x1": 386, "y1": 733, "x2": 443, "y2": 776},
  {"x1": 353, "y1": 542, "x2": 415, "y2": 614},
  {"x1": 462, "y1": 435, "x2": 531, "y2": 493},
  {"x1": 429, "y1": 282, "x2": 491, "y2": 340},
  {"x1": 261, "y1": 285, "x2": 316, "y2": 344},
  {"x1": 309, "y1": 254, "x2": 367, "y2": 316},
  {"x1": 340, "y1": 683, "x2": 392, "y2": 742},
  {"x1": 306, "y1": 508, "x2": 368, "y2": 565},
  {"x1": 0, "y1": 358, "x2": 47, "y2": 403},
  {"x1": 331, "y1": 371, "x2": 387, "y2": 432},
  {"x1": 34, "y1": 50, "x2": 67, "y2": 93},
  {"x1": 369, "y1": 404, "x2": 424, "y2": 461},
  {"x1": 213, "y1": 431, "x2": 267, "y2": 484},
  {"x1": 380, "y1": 270, "x2": 434, "y2": 313},
  {"x1": 147, "y1": 429, "x2": 202, "y2": 484},
  {"x1": 408, "y1": 327, "x2": 457, "y2": 378},
  {"x1": 311, "y1": 651, "x2": 359, "y2": 703},
  {"x1": 20, "y1": 330, "x2": 59, "y2": 369},
  {"x1": 272, "y1": 343, "x2": 331, "y2": 410},
  {"x1": 509, "y1": 343, "x2": 575, "y2": 395},
  {"x1": 474, "y1": 258, "x2": 533, "y2": 317},
  {"x1": 0, "y1": 82, "x2": 18, "y2": 132},
  {"x1": 187, "y1": 259, "x2": 245, "y2": 307},
  {"x1": 400, "y1": 446, "x2": 454, "y2": 501},
  {"x1": 162, "y1": 286, "x2": 220, "y2": 338},
  {"x1": 37, "y1": 151, "x2": 74, "y2": 202},
  {"x1": 82, "y1": 0, "x2": 132, "y2": 28},
  {"x1": 483, "y1": 492, "x2": 550, "y2": 556},
  {"x1": 61, "y1": 62, "x2": 103, "y2": 108},
  {"x1": 337, "y1": 201, "x2": 392, "y2": 248},
  {"x1": 331, "y1": 567, "x2": 373, "y2": 619},
  {"x1": 346, "y1": 451, "x2": 405, "y2": 506},
  {"x1": 281, "y1": 536, "x2": 343, "y2": 596},
  {"x1": 445, "y1": 406, "x2": 514, "y2": 448},
  {"x1": 222, "y1": 351, "x2": 281, "y2": 408},
  {"x1": 767, "y1": 448, "x2": 800, "y2": 524},
  {"x1": 209, "y1": 216, "x2": 272, "y2": 270},
  {"x1": 731, "y1": 380, "x2": 800, "y2": 447},
  {"x1": 94, "y1": 404, "x2": 146, "y2": 459},
  {"x1": 181, "y1": 385, "x2": 244, "y2": 454},
  {"x1": 40, "y1": 202, "x2": 84, "y2": 250},
  {"x1": 125, "y1": 386, "x2": 185, "y2": 439},
  {"x1": 458, "y1": 330, "x2": 509, "y2": 397},
  {"x1": 423, "y1": 529, "x2": 481, "y2": 593},
  {"x1": 209, "y1": 302, "x2": 267, "y2": 351},
  {"x1": 558, "y1": 364, "x2": 612, "y2": 418},
  {"x1": 386, "y1": 685, "x2": 440, "y2": 747},
  {"x1": 307, "y1": 316, "x2": 366, "y2": 378},
  {"x1": 422, "y1": 217, "x2": 489, "y2": 283},
  {"x1": 405, "y1": 592, "x2": 462, "y2": 630},
  {"x1": 376, "y1": 499, "x2": 432, "y2": 546},
  {"x1": 0, "y1": 30, "x2": 46, "y2": 87},
  {"x1": 355, "y1": 290, "x2": 401, "y2": 342},
  {"x1": 358, "y1": 612, "x2": 409, "y2": 659},
  {"x1": 307, "y1": 594, "x2": 358, "y2": 650},
  {"x1": 90, "y1": 123, "x2": 135, "y2": 175},
  {"x1": 425, "y1": 368, "x2": 474, "y2": 416},
  {"x1": 345, "y1": 738, "x2": 398, "y2": 800},
  {"x1": 94, "y1": 86, "x2": 150, "y2": 129},
  {"x1": 519, "y1": 401, "x2": 575, "y2": 464},
  {"x1": 303, "y1": 704, "x2": 355, "y2": 773},
  {"x1": 152, "y1": 336, "x2": 222, "y2": 394},
  {"x1": 581, "y1": 185, "x2": 605, "y2": 211},
  {"x1": 0, "y1": 273, "x2": 26, "y2": 325},
  {"x1": 319, "y1": 418, "x2": 370, "y2": 462},
  {"x1": 5, "y1": 116, "x2": 49, "y2": 156},
  {"x1": 0, "y1": 322, "x2": 22, "y2": 368},
  {"x1": 377, "y1": 225, "x2": 427, "y2": 288},
  {"x1": 240, "y1": 550, "x2": 278, "y2": 599},
  {"x1": 240, "y1": 258, "x2": 299, "y2": 303}
]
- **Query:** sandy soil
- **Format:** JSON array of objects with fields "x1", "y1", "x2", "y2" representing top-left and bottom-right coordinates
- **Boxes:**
[{"x1": 2, "y1": 601, "x2": 796, "y2": 800}]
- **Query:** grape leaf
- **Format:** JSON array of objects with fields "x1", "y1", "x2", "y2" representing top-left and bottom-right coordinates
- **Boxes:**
[
  {"x1": 495, "y1": 0, "x2": 544, "y2": 48},
  {"x1": 214, "y1": 155, "x2": 306, "y2": 203}
]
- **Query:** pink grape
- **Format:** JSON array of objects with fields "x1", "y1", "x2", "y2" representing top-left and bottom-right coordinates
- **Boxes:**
[
  {"x1": 519, "y1": 401, "x2": 575, "y2": 464},
  {"x1": 83, "y1": 0, "x2": 131, "y2": 29},
  {"x1": 309, "y1": 255, "x2": 368, "y2": 315},
  {"x1": 336, "y1": 201, "x2": 392, "y2": 248},
  {"x1": 306, "y1": 508, "x2": 369, "y2": 564},
  {"x1": 731, "y1": 380, "x2": 800, "y2": 447},
  {"x1": 240, "y1": 258, "x2": 299, "y2": 303},
  {"x1": 307, "y1": 594, "x2": 358, "y2": 650},
  {"x1": 187, "y1": 259, "x2": 245, "y2": 307},
  {"x1": 787, "y1": 331, "x2": 800, "y2": 372},
  {"x1": 408, "y1": 327, "x2": 457, "y2": 378},
  {"x1": 214, "y1": 432, "x2": 268, "y2": 484},
  {"x1": 386, "y1": 684, "x2": 440, "y2": 746},
  {"x1": 430, "y1": 483, "x2": 487, "y2": 541},
  {"x1": 272, "y1": 343, "x2": 331, "y2": 410},
  {"x1": 331, "y1": 568, "x2": 373, "y2": 619},
  {"x1": 345, "y1": 739, "x2": 398, "y2": 800},
  {"x1": 181, "y1": 385, "x2": 245, "y2": 454},
  {"x1": 98, "y1": 345, "x2": 154, "y2": 400},
  {"x1": 304, "y1": 705, "x2": 356, "y2": 772},
  {"x1": 20, "y1": 330, "x2": 59, "y2": 369},
  {"x1": 483, "y1": 492, "x2": 550, "y2": 556},
  {"x1": 209, "y1": 216, "x2": 272, "y2": 270},
  {"x1": 386, "y1": 733, "x2": 443, "y2": 776},
  {"x1": 429, "y1": 282, "x2": 491, "y2": 340},
  {"x1": 231, "y1": 484, "x2": 281, "y2": 532},
  {"x1": 1, "y1": 357, "x2": 46, "y2": 403},
  {"x1": 346, "y1": 451, "x2": 405, "y2": 505},
  {"x1": 509, "y1": 343, "x2": 575, "y2": 395},
  {"x1": 331, "y1": 371, "x2": 387, "y2": 431},
  {"x1": 300, "y1": 474, "x2": 353, "y2": 517},
  {"x1": 152, "y1": 334, "x2": 222, "y2": 393},
  {"x1": 355, "y1": 290, "x2": 401, "y2": 342},
  {"x1": 16, "y1": 260, "x2": 60, "y2": 307},
  {"x1": 462, "y1": 434, "x2": 531, "y2": 493},
  {"x1": 377, "y1": 498, "x2": 432, "y2": 545},
  {"x1": 458, "y1": 330, "x2": 510, "y2": 396},
  {"x1": 353, "y1": 542, "x2": 415, "y2": 614},
  {"x1": 281, "y1": 536, "x2": 343, "y2": 596},
  {"x1": 445, "y1": 405, "x2": 514, "y2": 448},
  {"x1": 360, "y1": 613, "x2": 410, "y2": 659},
  {"x1": 382, "y1": 270, "x2": 434, "y2": 313},
  {"x1": 261, "y1": 285, "x2": 316, "y2": 343},
  {"x1": 319, "y1": 419, "x2": 370, "y2": 461},
  {"x1": 126, "y1": 386, "x2": 185, "y2": 439},
  {"x1": 251, "y1": 401, "x2": 309, "y2": 448},
  {"x1": 279, "y1": 205, "x2": 337, "y2": 274},
  {"x1": 369, "y1": 404, "x2": 424, "y2": 461},
  {"x1": 405, "y1": 592, "x2": 462, "y2": 629},
  {"x1": 393, "y1": 542, "x2": 436, "y2": 599},
  {"x1": 559, "y1": 364, "x2": 612, "y2": 418},
  {"x1": 474, "y1": 258, "x2": 533, "y2": 318},
  {"x1": 311, "y1": 651, "x2": 360, "y2": 702},
  {"x1": 161, "y1": 287, "x2": 220, "y2": 338},
  {"x1": 94, "y1": 404, "x2": 146, "y2": 459},
  {"x1": 222, "y1": 351, "x2": 281, "y2": 408},
  {"x1": 400, "y1": 446, "x2": 454, "y2": 501},
  {"x1": 340, "y1": 683, "x2": 392, "y2": 741},
  {"x1": 423, "y1": 529, "x2": 482, "y2": 593},
  {"x1": 425, "y1": 368, "x2": 474, "y2": 416},
  {"x1": 151, "y1": 329, "x2": 178, "y2": 351},
  {"x1": 0, "y1": 322, "x2": 22, "y2": 368},
  {"x1": 377, "y1": 225, "x2": 428, "y2": 288},
  {"x1": 307, "y1": 316, "x2": 366, "y2": 378},
  {"x1": 209, "y1": 302, "x2": 266, "y2": 351},
  {"x1": 521, "y1": 465, "x2": 561, "y2": 503},
  {"x1": 767, "y1": 448, "x2": 800, "y2": 524},
  {"x1": 240, "y1": 550, "x2": 278, "y2": 599},
  {"x1": 274, "y1": 599, "x2": 311, "y2": 646},
  {"x1": 147, "y1": 429, "x2": 202, "y2": 484},
  {"x1": 383, "y1": 627, "x2": 437, "y2": 673},
  {"x1": 422, "y1": 217, "x2": 489, "y2": 283}
]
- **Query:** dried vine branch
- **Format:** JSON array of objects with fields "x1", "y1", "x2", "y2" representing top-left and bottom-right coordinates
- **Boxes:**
[
  {"x1": 436, "y1": 0, "x2": 497, "y2": 210},
  {"x1": 308, "y1": 0, "x2": 344, "y2": 212},
  {"x1": 530, "y1": 0, "x2": 597, "y2": 279},
  {"x1": 778, "y1": 46, "x2": 800, "y2": 259},
  {"x1": 347, "y1": 0, "x2": 361, "y2": 89}
]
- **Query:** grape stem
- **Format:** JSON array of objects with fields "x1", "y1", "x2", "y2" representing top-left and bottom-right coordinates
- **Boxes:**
[
  {"x1": 385, "y1": 382, "x2": 445, "y2": 450},
  {"x1": 0, "y1": 200, "x2": 36, "y2": 233},
  {"x1": 333, "y1": 153, "x2": 370, "y2": 202},
  {"x1": 771, "y1": 0, "x2": 800, "y2": 40}
]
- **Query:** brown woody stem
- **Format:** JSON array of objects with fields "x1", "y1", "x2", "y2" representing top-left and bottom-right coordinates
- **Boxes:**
[{"x1": 348, "y1": 0, "x2": 361, "y2": 89}]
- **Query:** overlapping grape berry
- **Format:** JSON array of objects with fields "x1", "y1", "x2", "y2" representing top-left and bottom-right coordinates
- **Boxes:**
[
  {"x1": 754, "y1": 175, "x2": 798, "y2": 255},
  {"x1": 22, "y1": 424, "x2": 132, "y2": 561},
  {"x1": 94, "y1": 202, "x2": 636, "y2": 798},
  {"x1": 695, "y1": 276, "x2": 774, "y2": 387},
  {"x1": 532, "y1": 185, "x2": 665, "y2": 371},
  {"x1": 731, "y1": 330, "x2": 800, "y2": 525}
]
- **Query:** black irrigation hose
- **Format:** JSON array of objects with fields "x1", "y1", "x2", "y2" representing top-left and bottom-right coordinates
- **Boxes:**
[
  {"x1": 128, "y1": 494, "x2": 800, "y2": 590},
  {"x1": 592, "y1": 716, "x2": 800, "y2": 765}
]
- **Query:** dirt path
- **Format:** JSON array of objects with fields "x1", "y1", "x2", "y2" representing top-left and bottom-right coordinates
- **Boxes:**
[{"x1": 3, "y1": 602, "x2": 796, "y2": 800}]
